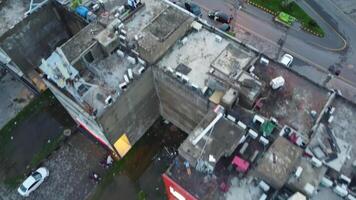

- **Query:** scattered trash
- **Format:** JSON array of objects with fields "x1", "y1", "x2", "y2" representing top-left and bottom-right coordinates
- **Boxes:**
[
  {"x1": 63, "y1": 129, "x2": 71, "y2": 137},
  {"x1": 89, "y1": 172, "x2": 101, "y2": 184},
  {"x1": 310, "y1": 110, "x2": 317, "y2": 118}
]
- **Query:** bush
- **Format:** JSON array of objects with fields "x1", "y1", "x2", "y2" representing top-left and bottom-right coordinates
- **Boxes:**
[
  {"x1": 138, "y1": 191, "x2": 146, "y2": 200},
  {"x1": 308, "y1": 20, "x2": 318, "y2": 28}
]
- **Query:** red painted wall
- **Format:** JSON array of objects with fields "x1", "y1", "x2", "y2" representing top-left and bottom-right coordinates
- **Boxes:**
[{"x1": 162, "y1": 173, "x2": 198, "y2": 200}]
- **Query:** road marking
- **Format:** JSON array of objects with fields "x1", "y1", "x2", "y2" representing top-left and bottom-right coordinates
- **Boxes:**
[{"x1": 302, "y1": 0, "x2": 347, "y2": 51}]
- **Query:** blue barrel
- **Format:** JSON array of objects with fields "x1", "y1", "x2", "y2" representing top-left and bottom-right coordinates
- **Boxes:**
[{"x1": 75, "y1": 6, "x2": 89, "y2": 18}]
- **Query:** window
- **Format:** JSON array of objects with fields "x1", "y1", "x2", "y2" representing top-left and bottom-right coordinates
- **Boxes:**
[
  {"x1": 32, "y1": 172, "x2": 42, "y2": 181},
  {"x1": 20, "y1": 184, "x2": 27, "y2": 192},
  {"x1": 28, "y1": 180, "x2": 39, "y2": 190}
]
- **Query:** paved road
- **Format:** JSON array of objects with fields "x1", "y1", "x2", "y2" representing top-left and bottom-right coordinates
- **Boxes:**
[
  {"x1": 305, "y1": 0, "x2": 356, "y2": 85},
  {"x1": 183, "y1": 0, "x2": 356, "y2": 88}
]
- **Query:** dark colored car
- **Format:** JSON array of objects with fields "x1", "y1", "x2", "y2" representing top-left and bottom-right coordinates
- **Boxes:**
[
  {"x1": 218, "y1": 23, "x2": 231, "y2": 32},
  {"x1": 208, "y1": 11, "x2": 233, "y2": 23},
  {"x1": 184, "y1": 2, "x2": 202, "y2": 17}
]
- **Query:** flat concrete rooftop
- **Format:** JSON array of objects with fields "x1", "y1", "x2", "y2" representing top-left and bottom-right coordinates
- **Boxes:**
[
  {"x1": 254, "y1": 137, "x2": 303, "y2": 189},
  {"x1": 158, "y1": 28, "x2": 256, "y2": 91},
  {"x1": 0, "y1": 0, "x2": 30, "y2": 37},
  {"x1": 211, "y1": 43, "x2": 255, "y2": 77},
  {"x1": 145, "y1": 6, "x2": 189, "y2": 41},
  {"x1": 287, "y1": 157, "x2": 327, "y2": 195},
  {"x1": 179, "y1": 110, "x2": 245, "y2": 168},
  {"x1": 125, "y1": 0, "x2": 168, "y2": 38},
  {"x1": 158, "y1": 28, "x2": 229, "y2": 89},
  {"x1": 78, "y1": 53, "x2": 145, "y2": 116},
  {"x1": 60, "y1": 22, "x2": 103, "y2": 64}
]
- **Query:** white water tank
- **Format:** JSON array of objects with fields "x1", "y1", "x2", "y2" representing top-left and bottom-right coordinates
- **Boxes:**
[
  {"x1": 253, "y1": 115, "x2": 265, "y2": 125},
  {"x1": 237, "y1": 121, "x2": 247, "y2": 130},
  {"x1": 295, "y1": 166, "x2": 303, "y2": 178},
  {"x1": 347, "y1": 194, "x2": 356, "y2": 200},
  {"x1": 333, "y1": 185, "x2": 348, "y2": 197},
  {"x1": 119, "y1": 82, "x2": 128, "y2": 90},
  {"x1": 128, "y1": 68, "x2": 133, "y2": 79},
  {"x1": 321, "y1": 177, "x2": 333, "y2": 187},
  {"x1": 259, "y1": 136, "x2": 269, "y2": 146},
  {"x1": 226, "y1": 114, "x2": 236, "y2": 122},
  {"x1": 124, "y1": 74, "x2": 130, "y2": 83},
  {"x1": 258, "y1": 181, "x2": 270, "y2": 192},
  {"x1": 340, "y1": 174, "x2": 351, "y2": 185},
  {"x1": 260, "y1": 57, "x2": 269, "y2": 66},
  {"x1": 239, "y1": 142, "x2": 249, "y2": 155},
  {"x1": 248, "y1": 129, "x2": 258, "y2": 139},
  {"x1": 311, "y1": 157, "x2": 322, "y2": 168},
  {"x1": 138, "y1": 66, "x2": 145, "y2": 74},
  {"x1": 259, "y1": 193, "x2": 267, "y2": 200}
]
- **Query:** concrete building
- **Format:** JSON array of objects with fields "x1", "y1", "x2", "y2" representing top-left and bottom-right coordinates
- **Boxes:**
[
  {"x1": 2, "y1": 0, "x2": 356, "y2": 199},
  {"x1": 254, "y1": 137, "x2": 303, "y2": 189}
]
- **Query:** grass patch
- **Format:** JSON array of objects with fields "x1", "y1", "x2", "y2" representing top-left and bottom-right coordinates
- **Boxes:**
[
  {"x1": 3, "y1": 134, "x2": 65, "y2": 189},
  {"x1": 3, "y1": 175, "x2": 23, "y2": 189},
  {"x1": 138, "y1": 190, "x2": 146, "y2": 200},
  {"x1": 0, "y1": 90, "x2": 56, "y2": 156},
  {"x1": 30, "y1": 134, "x2": 65, "y2": 168},
  {"x1": 227, "y1": 31, "x2": 236, "y2": 37},
  {"x1": 249, "y1": 0, "x2": 324, "y2": 37}
]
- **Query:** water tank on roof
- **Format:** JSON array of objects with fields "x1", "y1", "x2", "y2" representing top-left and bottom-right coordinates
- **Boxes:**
[{"x1": 75, "y1": 6, "x2": 89, "y2": 18}]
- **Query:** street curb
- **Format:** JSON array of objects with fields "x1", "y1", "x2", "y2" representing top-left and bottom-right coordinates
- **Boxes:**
[{"x1": 246, "y1": 0, "x2": 323, "y2": 38}]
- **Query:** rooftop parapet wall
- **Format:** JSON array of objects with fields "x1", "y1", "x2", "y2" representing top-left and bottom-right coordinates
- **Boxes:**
[
  {"x1": 0, "y1": 2, "x2": 86, "y2": 74},
  {"x1": 137, "y1": 6, "x2": 193, "y2": 64}
]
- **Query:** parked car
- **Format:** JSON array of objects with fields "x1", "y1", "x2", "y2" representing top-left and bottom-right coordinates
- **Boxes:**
[
  {"x1": 208, "y1": 10, "x2": 233, "y2": 23},
  {"x1": 17, "y1": 167, "x2": 49, "y2": 197},
  {"x1": 218, "y1": 23, "x2": 231, "y2": 32},
  {"x1": 184, "y1": 2, "x2": 202, "y2": 17},
  {"x1": 279, "y1": 53, "x2": 293, "y2": 67}
]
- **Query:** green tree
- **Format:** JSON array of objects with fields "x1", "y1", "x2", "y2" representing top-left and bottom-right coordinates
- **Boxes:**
[{"x1": 281, "y1": 0, "x2": 295, "y2": 9}]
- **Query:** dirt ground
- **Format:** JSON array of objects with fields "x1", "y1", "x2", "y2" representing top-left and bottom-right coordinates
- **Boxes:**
[
  {"x1": 254, "y1": 61, "x2": 329, "y2": 135},
  {"x1": 0, "y1": 71, "x2": 33, "y2": 129}
]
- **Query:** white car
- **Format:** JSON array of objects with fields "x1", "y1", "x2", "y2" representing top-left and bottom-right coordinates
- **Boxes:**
[
  {"x1": 17, "y1": 167, "x2": 49, "y2": 197},
  {"x1": 279, "y1": 53, "x2": 293, "y2": 67}
]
